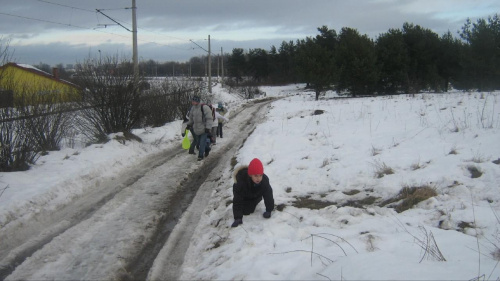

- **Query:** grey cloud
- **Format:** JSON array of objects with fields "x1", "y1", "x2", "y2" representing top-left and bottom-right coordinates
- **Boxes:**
[
  {"x1": 2, "y1": 0, "x2": 492, "y2": 37},
  {"x1": 2, "y1": 0, "x2": 498, "y2": 66}
]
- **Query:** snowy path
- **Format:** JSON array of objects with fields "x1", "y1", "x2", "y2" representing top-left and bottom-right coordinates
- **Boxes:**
[{"x1": 1, "y1": 99, "x2": 274, "y2": 280}]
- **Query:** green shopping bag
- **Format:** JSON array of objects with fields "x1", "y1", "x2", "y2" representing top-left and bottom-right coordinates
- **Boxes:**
[{"x1": 182, "y1": 129, "x2": 191, "y2": 150}]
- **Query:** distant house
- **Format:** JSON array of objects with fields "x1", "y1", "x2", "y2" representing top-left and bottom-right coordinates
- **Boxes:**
[{"x1": 0, "y1": 62, "x2": 80, "y2": 107}]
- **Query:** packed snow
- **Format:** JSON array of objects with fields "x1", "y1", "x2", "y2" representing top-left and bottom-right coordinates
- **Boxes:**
[{"x1": 1, "y1": 84, "x2": 499, "y2": 280}]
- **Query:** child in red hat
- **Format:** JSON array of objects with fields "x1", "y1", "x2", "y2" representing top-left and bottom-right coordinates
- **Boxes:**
[{"x1": 231, "y1": 158, "x2": 275, "y2": 227}]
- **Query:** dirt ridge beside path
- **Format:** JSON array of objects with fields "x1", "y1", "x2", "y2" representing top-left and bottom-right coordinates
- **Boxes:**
[{"x1": 1, "y1": 98, "x2": 275, "y2": 280}]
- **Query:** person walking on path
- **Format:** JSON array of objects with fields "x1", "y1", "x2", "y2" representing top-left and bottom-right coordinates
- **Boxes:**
[
  {"x1": 186, "y1": 96, "x2": 214, "y2": 161},
  {"x1": 216, "y1": 102, "x2": 228, "y2": 138},
  {"x1": 181, "y1": 106, "x2": 194, "y2": 138},
  {"x1": 205, "y1": 101, "x2": 218, "y2": 145},
  {"x1": 231, "y1": 158, "x2": 274, "y2": 227},
  {"x1": 211, "y1": 110, "x2": 229, "y2": 145}
]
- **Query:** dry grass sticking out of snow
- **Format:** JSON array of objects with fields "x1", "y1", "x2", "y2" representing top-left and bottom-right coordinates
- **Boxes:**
[{"x1": 180, "y1": 89, "x2": 500, "y2": 280}]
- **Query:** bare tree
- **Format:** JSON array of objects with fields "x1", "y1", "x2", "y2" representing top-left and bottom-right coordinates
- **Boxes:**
[
  {"x1": 14, "y1": 84, "x2": 75, "y2": 152},
  {"x1": 139, "y1": 78, "x2": 204, "y2": 127},
  {"x1": 0, "y1": 107, "x2": 37, "y2": 171},
  {"x1": 0, "y1": 37, "x2": 14, "y2": 107},
  {"x1": 73, "y1": 56, "x2": 143, "y2": 143},
  {"x1": 0, "y1": 37, "x2": 13, "y2": 66},
  {"x1": 0, "y1": 39, "x2": 75, "y2": 170},
  {"x1": 0, "y1": 38, "x2": 38, "y2": 171}
]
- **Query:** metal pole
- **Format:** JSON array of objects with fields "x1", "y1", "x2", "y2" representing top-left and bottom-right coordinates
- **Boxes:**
[
  {"x1": 208, "y1": 35, "x2": 212, "y2": 94},
  {"x1": 221, "y1": 47, "x2": 224, "y2": 86},
  {"x1": 132, "y1": 0, "x2": 139, "y2": 84}
]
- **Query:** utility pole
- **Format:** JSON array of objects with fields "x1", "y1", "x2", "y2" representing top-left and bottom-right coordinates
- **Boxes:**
[
  {"x1": 132, "y1": 0, "x2": 139, "y2": 85},
  {"x1": 96, "y1": 2, "x2": 138, "y2": 84},
  {"x1": 221, "y1": 47, "x2": 224, "y2": 87},
  {"x1": 208, "y1": 35, "x2": 212, "y2": 94}
]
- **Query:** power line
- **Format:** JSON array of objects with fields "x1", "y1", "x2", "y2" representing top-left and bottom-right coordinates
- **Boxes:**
[
  {"x1": 96, "y1": 9, "x2": 132, "y2": 32},
  {"x1": 189, "y1": 39, "x2": 208, "y2": 53},
  {"x1": 0, "y1": 11, "x2": 130, "y2": 41},
  {"x1": 0, "y1": 10, "x2": 199, "y2": 52},
  {"x1": 29, "y1": 0, "x2": 217, "y2": 49},
  {"x1": 35, "y1": 0, "x2": 133, "y2": 29},
  {"x1": 34, "y1": 0, "x2": 201, "y2": 48},
  {"x1": 35, "y1": 0, "x2": 95, "y2": 13},
  {"x1": 0, "y1": 11, "x2": 89, "y2": 30},
  {"x1": 31, "y1": 0, "x2": 208, "y2": 48},
  {"x1": 1, "y1": 3, "x2": 215, "y2": 58}
]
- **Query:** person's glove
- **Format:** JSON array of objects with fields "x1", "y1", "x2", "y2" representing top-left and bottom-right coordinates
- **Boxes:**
[
  {"x1": 231, "y1": 218, "x2": 243, "y2": 227},
  {"x1": 186, "y1": 125, "x2": 192, "y2": 130},
  {"x1": 205, "y1": 128, "x2": 210, "y2": 134},
  {"x1": 263, "y1": 211, "x2": 271, "y2": 219}
]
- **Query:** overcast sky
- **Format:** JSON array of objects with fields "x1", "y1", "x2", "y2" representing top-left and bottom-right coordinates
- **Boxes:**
[{"x1": 1, "y1": 0, "x2": 499, "y2": 66}]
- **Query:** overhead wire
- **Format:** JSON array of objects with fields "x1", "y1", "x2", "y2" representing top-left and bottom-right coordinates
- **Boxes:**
[
  {"x1": 1, "y1": 1, "x2": 215, "y2": 62},
  {"x1": 35, "y1": 0, "x2": 94, "y2": 13},
  {"x1": 1, "y1": 10, "x2": 203, "y2": 55},
  {"x1": 0, "y1": 11, "x2": 89, "y2": 30},
  {"x1": 28, "y1": 0, "x2": 207, "y2": 53}
]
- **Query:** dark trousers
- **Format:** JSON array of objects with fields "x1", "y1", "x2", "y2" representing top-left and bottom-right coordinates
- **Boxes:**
[
  {"x1": 217, "y1": 123, "x2": 224, "y2": 137},
  {"x1": 189, "y1": 132, "x2": 211, "y2": 157},
  {"x1": 242, "y1": 197, "x2": 263, "y2": 215}
]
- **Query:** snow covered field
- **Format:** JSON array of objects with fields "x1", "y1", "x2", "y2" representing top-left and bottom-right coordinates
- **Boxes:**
[{"x1": 1, "y1": 84, "x2": 500, "y2": 280}]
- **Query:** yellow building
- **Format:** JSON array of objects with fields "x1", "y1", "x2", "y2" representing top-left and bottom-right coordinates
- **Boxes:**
[{"x1": 0, "y1": 63, "x2": 80, "y2": 106}]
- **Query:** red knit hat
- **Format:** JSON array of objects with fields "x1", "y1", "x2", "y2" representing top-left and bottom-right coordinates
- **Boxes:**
[{"x1": 248, "y1": 158, "x2": 264, "y2": 175}]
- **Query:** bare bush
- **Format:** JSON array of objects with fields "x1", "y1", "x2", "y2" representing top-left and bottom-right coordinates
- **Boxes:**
[
  {"x1": 15, "y1": 88, "x2": 74, "y2": 152},
  {"x1": 73, "y1": 56, "x2": 143, "y2": 143},
  {"x1": 0, "y1": 37, "x2": 13, "y2": 69},
  {"x1": 0, "y1": 91, "x2": 75, "y2": 170},
  {"x1": 139, "y1": 78, "x2": 204, "y2": 127},
  {"x1": 226, "y1": 83, "x2": 265, "y2": 99},
  {"x1": 0, "y1": 38, "x2": 38, "y2": 171},
  {"x1": 0, "y1": 108, "x2": 38, "y2": 171},
  {"x1": 0, "y1": 38, "x2": 74, "y2": 169}
]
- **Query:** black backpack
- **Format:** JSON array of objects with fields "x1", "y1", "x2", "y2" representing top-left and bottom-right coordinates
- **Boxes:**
[{"x1": 200, "y1": 104, "x2": 216, "y2": 122}]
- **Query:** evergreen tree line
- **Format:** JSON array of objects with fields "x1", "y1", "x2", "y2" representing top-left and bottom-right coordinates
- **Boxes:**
[
  {"x1": 224, "y1": 14, "x2": 500, "y2": 98},
  {"x1": 36, "y1": 14, "x2": 499, "y2": 98}
]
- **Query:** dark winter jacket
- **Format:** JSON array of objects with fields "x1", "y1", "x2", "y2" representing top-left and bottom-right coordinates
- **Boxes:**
[{"x1": 232, "y1": 166, "x2": 274, "y2": 220}]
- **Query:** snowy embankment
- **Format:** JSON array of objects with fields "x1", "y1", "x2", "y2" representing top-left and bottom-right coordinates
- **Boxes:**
[
  {"x1": 178, "y1": 88, "x2": 500, "y2": 280},
  {"x1": 1, "y1": 84, "x2": 499, "y2": 280}
]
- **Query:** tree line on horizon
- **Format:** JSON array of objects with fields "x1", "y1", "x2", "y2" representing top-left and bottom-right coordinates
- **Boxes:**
[
  {"x1": 35, "y1": 14, "x2": 499, "y2": 99},
  {"x1": 224, "y1": 14, "x2": 499, "y2": 99}
]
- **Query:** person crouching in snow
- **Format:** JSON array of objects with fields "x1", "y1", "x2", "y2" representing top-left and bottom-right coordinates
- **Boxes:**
[{"x1": 231, "y1": 158, "x2": 274, "y2": 227}]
